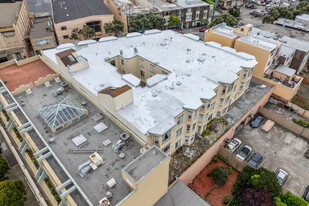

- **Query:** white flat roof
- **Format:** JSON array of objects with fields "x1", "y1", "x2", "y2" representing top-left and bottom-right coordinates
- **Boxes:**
[
  {"x1": 43, "y1": 30, "x2": 257, "y2": 135},
  {"x1": 275, "y1": 66, "x2": 295, "y2": 77},
  {"x1": 237, "y1": 36, "x2": 279, "y2": 51},
  {"x1": 211, "y1": 23, "x2": 238, "y2": 38}
]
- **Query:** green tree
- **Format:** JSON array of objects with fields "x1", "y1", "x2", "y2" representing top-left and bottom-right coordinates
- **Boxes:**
[
  {"x1": 262, "y1": 14, "x2": 275, "y2": 24},
  {"x1": 233, "y1": 166, "x2": 282, "y2": 197},
  {"x1": 0, "y1": 180, "x2": 27, "y2": 206},
  {"x1": 201, "y1": 18, "x2": 209, "y2": 26},
  {"x1": 240, "y1": 188, "x2": 275, "y2": 206},
  {"x1": 0, "y1": 157, "x2": 10, "y2": 181},
  {"x1": 129, "y1": 13, "x2": 166, "y2": 32},
  {"x1": 70, "y1": 28, "x2": 82, "y2": 40},
  {"x1": 113, "y1": 20, "x2": 124, "y2": 35},
  {"x1": 103, "y1": 22, "x2": 114, "y2": 35},
  {"x1": 168, "y1": 14, "x2": 180, "y2": 27},
  {"x1": 80, "y1": 25, "x2": 95, "y2": 39},
  {"x1": 279, "y1": 192, "x2": 308, "y2": 206},
  {"x1": 228, "y1": 7, "x2": 240, "y2": 18},
  {"x1": 209, "y1": 166, "x2": 229, "y2": 186},
  {"x1": 209, "y1": 14, "x2": 238, "y2": 28}
]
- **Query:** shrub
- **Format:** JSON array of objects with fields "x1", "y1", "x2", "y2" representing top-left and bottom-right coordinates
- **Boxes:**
[
  {"x1": 228, "y1": 166, "x2": 233, "y2": 175},
  {"x1": 293, "y1": 118, "x2": 309, "y2": 128},
  {"x1": 213, "y1": 155, "x2": 219, "y2": 163},
  {"x1": 279, "y1": 192, "x2": 308, "y2": 206},
  {"x1": 223, "y1": 194, "x2": 233, "y2": 204},
  {"x1": 209, "y1": 166, "x2": 229, "y2": 186},
  {"x1": 240, "y1": 188, "x2": 275, "y2": 206}
]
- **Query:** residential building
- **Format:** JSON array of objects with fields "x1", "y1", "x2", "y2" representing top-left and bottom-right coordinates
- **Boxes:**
[
  {"x1": 103, "y1": 0, "x2": 210, "y2": 32},
  {"x1": 0, "y1": 56, "x2": 170, "y2": 206},
  {"x1": 204, "y1": 23, "x2": 304, "y2": 101},
  {"x1": 42, "y1": 30, "x2": 257, "y2": 155},
  {"x1": 0, "y1": 0, "x2": 32, "y2": 62},
  {"x1": 52, "y1": 0, "x2": 114, "y2": 44},
  {"x1": 30, "y1": 17, "x2": 57, "y2": 55}
]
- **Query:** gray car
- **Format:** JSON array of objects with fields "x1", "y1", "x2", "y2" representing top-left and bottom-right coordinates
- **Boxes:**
[{"x1": 248, "y1": 153, "x2": 263, "y2": 168}]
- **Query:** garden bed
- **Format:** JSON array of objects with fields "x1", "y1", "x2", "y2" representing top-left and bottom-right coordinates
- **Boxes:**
[{"x1": 189, "y1": 159, "x2": 239, "y2": 206}]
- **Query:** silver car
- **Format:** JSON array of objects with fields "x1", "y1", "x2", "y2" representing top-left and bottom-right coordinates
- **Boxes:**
[
  {"x1": 276, "y1": 169, "x2": 288, "y2": 186},
  {"x1": 236, "y1": 145, "x2": 252, "y2": 161},
  {"x1": 227, "y1": 138, "x2": 242, "y2": 153}
]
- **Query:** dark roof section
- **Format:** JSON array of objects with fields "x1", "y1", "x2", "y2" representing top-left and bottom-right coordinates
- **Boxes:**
[
  {"x1": 155, "y1": 181, "x2": 210, "y2": 206},
  {"x1": 52, "y1": 0, "x2": 112, "y2": 23},
  {"x1": 99, "y1": 85, "x2": 132, "y2": 98},
  {"x1": 30, "y1": 17, "x2": 54, "y2": 39},
  {"x1": 56, "y1": 49, "x2": 77, "y2": 66}
]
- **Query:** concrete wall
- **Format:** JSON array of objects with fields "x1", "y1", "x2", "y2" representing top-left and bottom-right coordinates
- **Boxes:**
[
  {"x1": 119, "y1": 157, "x2": 170, "y2": 206},
  {"x1": 114, "y1": 89, "x2": 134, "y2": 111},
  {"x1": 259, "y1": 107, "x2": 309, "y2": 140},
  {"x1": 54, "y1": 15, "x2": 114, "y2": 44},
  {"x1": 179, "y1": 84, "x2": 273, "y2": 185}
]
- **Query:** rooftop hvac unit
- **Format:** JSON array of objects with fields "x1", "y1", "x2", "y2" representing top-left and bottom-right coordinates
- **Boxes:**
[
  {"x1": 99, "y1": 197, "x2": 110, "y2": 206},
  {"x1": 107, "y1": 178, "x2": 117, "y2": 188},
  {"x1": 140, "y1": 147, "x2": 147, "y2": 154}
]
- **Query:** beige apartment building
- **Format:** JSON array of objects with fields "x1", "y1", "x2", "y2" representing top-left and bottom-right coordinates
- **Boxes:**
[
  {"x1": 52, "y1": 0, "x2": 114, "y2": 44},
  {"x1": 103, "y1": 0, "x2": 210, "y2": 32},
  {"x1": 42, "y1": 30, "x2": 257, "y2": 155},
  {"x1": 0, "y1": 0, "x2": 32, "y2": 62},
  {"x1": 205, "y1": 23, "x2": 303, "y2": 101}
]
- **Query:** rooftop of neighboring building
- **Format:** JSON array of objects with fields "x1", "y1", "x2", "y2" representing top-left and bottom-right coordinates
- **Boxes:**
[
  {"x1": 280, "y1": 36, "x2": 309, "y2": 52},
  {"x1": 14, "y1": 79, "x2": 143, "y2": 205},
  {"x1": 30, "y1": 17, "x2": 55, "y2": 39},
  {"x1": 275, "y1": 65, "x2": 296, "y2": 77},
  {"x1": 155, "y1": 180, "x2": 210, "y2": 206},
  {"x1": 225, "y1": 79, "x2": 272, "y2": 126},
  {"x1": 0, "y1": 1, "x2": 22, "y2": 27},
  {"x1": 278, "y1": 45, "x2": 295, "y2": 57},
  {"x1": 0, "y1": 59, "x2": 56, "y2": 92},
  {"x1": 210, "y1": 23, "x2": 238, "y2": 38},
  {"x1": 42, "y1": 30, "x2": 257, "y2": 136},
  {"x1": 123, "y1": 146, "x2": 168, "y2": 183},
  {"x1": 296, "y1": 14, "x2": 309, "y2": 21},
  {"x1": 237, "y1": 35, "x2": 280, "y2": 51},
  {"x1": 26, "y1": 0, "x2": 51, "y2": 15},
  {"x1": 52, "y1": 0, "x2": 112, "y2": 24}
]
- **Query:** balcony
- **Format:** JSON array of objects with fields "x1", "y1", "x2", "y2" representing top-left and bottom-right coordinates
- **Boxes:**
[{"x1": 264, "y1": 66, "x2": 302, "y2": 89}]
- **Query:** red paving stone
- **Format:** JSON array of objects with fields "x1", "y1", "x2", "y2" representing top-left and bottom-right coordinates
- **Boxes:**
[
  {"x1": 0, "y1": 60, "x2": 56, "y2": 92},
  {"x1": 189, "y1": 159, "x2": 239, "y2": 206}
]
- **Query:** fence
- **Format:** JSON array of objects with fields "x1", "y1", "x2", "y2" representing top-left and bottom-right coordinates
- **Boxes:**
[{"x1": 258, "y1": 107, "x2": 309, "y2": 140}]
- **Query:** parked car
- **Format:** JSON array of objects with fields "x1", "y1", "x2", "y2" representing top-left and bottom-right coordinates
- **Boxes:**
[
  {"x1": 236, "y1": 145, "x2": 252, "y2": 161},
  {"x1": 227, "y1": 138, "x2": 242, "y2": 153},
  {"x1": 261, "y1": 120, "x2": 275, "y2": 132},
  {"x1": 250, "y1": 115, "x2": 264, "y2": 128},
  {"x1": 276, "y1": 169, "x2": 288, "y2": 186},
  {"x1": 250, "y1": 10, "x2": 261, "y2": 17},
  {"x1": 246, "y1": 3, "x2": 257, "y2": 9},
  {"x1": 248, "y1": 153, "x2": 263, "y2": 168},
  {"x1": 303, "y1": 186, "x2": 309, "y2": 202},
  {"x1": 199, "y1": 26, "x2": 209, "y2": 32}
]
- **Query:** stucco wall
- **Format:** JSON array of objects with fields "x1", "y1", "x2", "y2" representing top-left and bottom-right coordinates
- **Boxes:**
[
  {"x1": 204, "y1": 29, "x2": 237, "y2": 48},
  {"x1": 103, "y1": 0, "x2": 129, "y2": 32}
]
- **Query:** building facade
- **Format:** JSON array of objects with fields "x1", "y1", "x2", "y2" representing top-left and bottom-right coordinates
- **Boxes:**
[
  {"x1": 204, "y1": 23, "x2": 304, "y2": 101},
  {"x1": 103, "y1": 0, "x2": 210, "y2": 32},
  {"x1": 52, "y1": 0, "x2": 114, "y2": 44},
  {"x1": 0, "y1": 0, "x2": 32, "y2": 62}
]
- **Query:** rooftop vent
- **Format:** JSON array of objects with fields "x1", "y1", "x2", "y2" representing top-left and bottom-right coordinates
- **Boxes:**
[
  {"x1": 187, "y1": 48, "x2": 191, "y2": 52},
  {"x1": 120, "y1": 50, "x2": 123, "y2": 55},
  {"x1": 169, "y1": 86, "x2": 174, "y2": 90},
  {"x1": 134, "y1": 47, "x2": 138, "y2": 53},
  {"x1": 176, "y1": 81, "x2": 181, "y2": 86},
  {"x1": 197, "y1": 57, "x2": 205, "y2": 62},
  {"x1": 160, "y1": 42, "x2": 167, "y2": 46},
  {"x1": 185, "y1": 59, "x2": 190, "y2": 63}
]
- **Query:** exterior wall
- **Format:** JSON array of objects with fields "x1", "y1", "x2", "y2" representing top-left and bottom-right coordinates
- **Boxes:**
[
  {"x1": 0, "y1": 0, "x2": 31, "y2": 59},
  {"x1": 114, "y1": 89, "x2": 134, "y2": 111},
  {"x1": 54, "y1": 15, "x2": 114, "y2": 44},
  {"x1": 68, "y1": 61, "x2": 89, "y2": 72},
  {"x1": 234, "y1": 40, "x2": 272, "y2": 78},
  {"x1": 179, "y1": 84, "x2": 273, "y2": 185},
  {"x1": 30, "y1": 35, "x2": 57, "y2": 53},
  {"x1": 119, "y1": 157, "x2": 170, "y2": 206},
  {"x1": 204, "y1": 29, "x2": 238, "y2": 48},
  {"x1": 103, "y1": 0, "x2": 129, "y2": 32}
]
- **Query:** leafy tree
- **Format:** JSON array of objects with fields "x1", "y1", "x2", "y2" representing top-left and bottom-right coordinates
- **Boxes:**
[
  {"x1": 201, "y1": 18, "x2": 209, "y2": 26},
  {"x1": 0, "y1": 180, "x2": 27, "y2": 206},
  {"x1": 0, "y1": 157, "x2": 10, "y2": 181},
  {"x1": 296, "y1": 1, "x2": 309, "y2": 14},
  {"x1": 129, "y1": 13, "x2": 166, "y2": 32},
  {"x1": 209, "y1": 14, "x2": 238, "y2": 28},
  {"x1": 240, "y1": 188, "x2": 275, "y2": 206},
  {"x1": 209, "y1": 166, "x2": 229, "y2": 186},
  {"x1": 70, "y1": 28, "x2": 82, "y2": 40},
  {"x1": 274, "y1": 197, "x2": 287, "y2": 206},
  {"x1": 81, "y1": 25, "x2": 95, "y2": 39},
  {"x1": 168, "y1": 14, "x2": 180, "y2": 27},
  {"x1": 278, "y1": 192, "x2": 308, "y2": 206},
  {"x1": 233, "y1": 166, "x2": 282, "y2": 197},
  {"x1": 262, "y1": 14, "x2": 275, "y2": 24},
  {"x1": 104, "y1": 20, "x2": 124, "y2": 36},
  {"x1": 228, "y1": 7, "x2": 240, "y2": 18}
]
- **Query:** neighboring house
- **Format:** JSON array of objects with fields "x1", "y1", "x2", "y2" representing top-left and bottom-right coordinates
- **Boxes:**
[
  {"x1": 42, "y1": 30, "x2": 257, "y2": 155},
  {"x1": 52, "y1": 0, "x2": 114, "y2": 44},
  {"x1": 204, "y1": 23, "x2": 304, "y2": 101},
  {"x1": 103, "y1": 0, "x2": 210, "y2": 32},
  {"x1": 0, "y1": 0, "x2": 32, "y2": 62},
  {"x1": 30, "y1": 17, "x2": 57, "y2": 55}
]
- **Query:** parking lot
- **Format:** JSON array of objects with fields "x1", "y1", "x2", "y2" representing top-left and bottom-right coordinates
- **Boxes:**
[{"x1": 234, "y1": 122, "x2": 309, "y2": 196}]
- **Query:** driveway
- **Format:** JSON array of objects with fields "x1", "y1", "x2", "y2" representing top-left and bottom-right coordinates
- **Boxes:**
[{"x1": 234, "y1": 123, "x2": 309, "y2": 196}]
